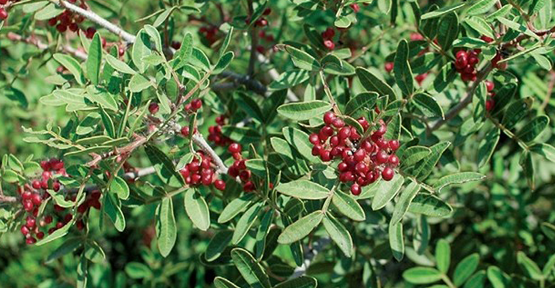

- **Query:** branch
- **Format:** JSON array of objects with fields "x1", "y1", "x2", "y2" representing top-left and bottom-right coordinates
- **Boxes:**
[
  {"x1": 6, "y1": 32, "x2": 87, "y2": 60},
  {"x1": 246, "y1": 0, "x2": 258, "y2": 76},
  {"x1": 289, "y1": 237, "x2": 331, "y2": 279},
  {"x1": 0, "y1": 195, "x2": 17, "y2": 203},
  {"x1": 56, "y1": 0, "x2": 136, "y2": 44},
  {"x1": 429, "y1": 65, "x2": 493, "y2": 132},
  {"x1": 192, "y1": 133, "x2": 228, "y2": 174},
  {"x1": 257, "y1": 53, "x2": 300, "y2": 102}
]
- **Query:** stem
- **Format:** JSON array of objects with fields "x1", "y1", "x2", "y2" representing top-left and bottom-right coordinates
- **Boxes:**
[
  {"x1": 319, "y1": 71, "x2": 341, "y2": 115},
  {"x1": 54, "y1": 0, "x2": 136, "y2": 43},
  {"x1": 246, "y1": 0, "x2": 258, "y2": 76},
  {"x1": 441, "y1": 274, "x2": 456, "y2": 288},
  {"x1": 429, "y1": 64, "x2": 493, "y2": 132}
]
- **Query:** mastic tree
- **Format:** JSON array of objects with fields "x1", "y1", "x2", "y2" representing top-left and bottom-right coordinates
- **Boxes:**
[{"x1": 1, "y1": 0, "x2": 555, "y2": 287}]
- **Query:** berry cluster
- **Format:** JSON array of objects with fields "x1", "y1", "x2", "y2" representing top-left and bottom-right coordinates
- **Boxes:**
[
  {"x1": 226, "y1": 144, "x2": 256, "y2": 192},
  {"x1": 199, "y1": 25, "x2": 220, "y2": 46},
  {"x1": 47, "y1": 0, "x2": 88, "y2": 33},
  {"x1": 309, "y1": 112, "x2": 400, "y2": 196},
  {"x1": 322, "y1": 27, "x2": 336, "y2": 51},
  {"x1": 179, "y1": 151, "x2": 226, "y2": 191},
  {"x1": 0, "y1": 0, "x2": 18, "y2": 20},
  {"x1": 208, "y1": 115, "x2": 233, "y2": 146},
  {"x1": 184, "y1": 98, "x2": 203, "y2": 113},
  {"x1": 254, "y1": 8, "x2": 273, "y2": 54},
  {"x1": 485, "y1": 80, "x2": 495, "y2": 111},
  {"x1": 454, "y1": 49, "x2": 481, "y2": 82}
]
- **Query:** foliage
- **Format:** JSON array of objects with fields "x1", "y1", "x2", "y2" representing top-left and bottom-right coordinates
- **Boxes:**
[{"x1": 0, "y1": 0, "x2": 555, "y2": 287}]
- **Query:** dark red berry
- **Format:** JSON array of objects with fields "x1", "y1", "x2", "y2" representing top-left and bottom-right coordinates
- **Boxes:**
[
  {"x1": 323, "y1": 112, "x2": 336, "y2": 125},
  {"x1": 26, "y1": 237, "x2": 37, "y2": 245},
  {"x1": 382, "y1": 167, "x2": 394, "y2": 181},
  {"x1": 149, "y1": 103, "x2": 159, "y2": 114},
  {"x1": 350, "y1": 183, "x2": 361, "y2": 195},
  {"x1": 228, "y1": 143, "x2": 242, "y2": 154},
  {"x1": 214, "y1": 179, "x2": 226, "y2": 191},
  {"x1": 191, "y1": 99, "x2": 203, "y2": 111},
  {"x1": 21, "y1": 225, "x2": 30, "y2": 236},
  {"x1": 0, "y1": 8, "x2": 8, "y2": 21}
]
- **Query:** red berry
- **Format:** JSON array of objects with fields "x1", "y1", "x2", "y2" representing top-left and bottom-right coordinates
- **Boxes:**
[
  {"x1": 21, "y1": 225, "x2": 30, "y2": 236},
  {"x1": 320, "y1": 149, "x2": 332, "y2": 162},
  {"x1": 384, "y1": 62, "x2": 394, "y2": 73},
  {"x1": 36, "y1": 232, "x2": 44, "y2": 239},
  {"x1": 389, "y1": 140, "x2": 400, "y2": 151},
  {"x1": 228, "y1": 143, "x2": 242, "y2": 154},
  {"x1": 263, "y1": 8, "x2": 272, "y2": 15},
  {"x1": 23, "y1": 201, "x2": 34, "y2": 212},
  {"x1": 149, "y1": 103, "x2": 159, "y2": 114},
  {"x1": 456, "y1": 50, "x2": 468, "y2": 59},
  {"x1": 323, "y1": 40, "x2": 335, "y2": 50},
  {"x1": 323, "y1": 112, "x2": 336, "y2": 125},
  {"x1": 355, "y1": 162, "x2": 369, "y2": 175},
  {"x1": 486, "y1": 99, "x2": 495, "y2": 111},
  {"x1": 376, "y1": 150, "x2": 389, "y2": 164},
  {"x1": 26, "y1": 217, "x2": 36, "y2": 228},
  {"x1": 350, "y1": 3, "x2": 360, "y2": 13},
  {"x1": 243, "y1": 181, "x2": 255, "y2": 192},
  {"x1": 485, "y1": 80, "x2": 494, "y2": 92},
  {"x1": 214, "y1": 179, "x2": 226, "y2": 191},
  {"x1": 239, "y1": 170, "x2": 251, "y2": 182},
  {"x1": 44, "y1": 215, "x2": 53, "y2": 224},
  {"x1": 382, "y1": 167, "x2": 394, "y2": 181},
  {"x1": 309, "y1": 133, "x2": 320, "y2": 145},
  {"x1": 181, "y1": 126, "x2": 191, "y2": 137},
  {"x1": 171, "y1": 41, "x2": 181, "y2": 50},
  {"x1": 389, "y1": 155, "x2": 399, "y2": 167},
  {"x1": 26, "y1": 237, "x2": 37, "y2": 245},
  {"x1": 332, "y1": 118, "x2": 345, "y2": 129},
  {"x1": 338, "y1": 127, "x2": 351, "y2": 139},
  {"x1": 0, "y1": 8, "x2": 8, "y2": 21},
  {"x1": 56, "y1": 24, "x2": 67, "y2": 33},
  {"x1": 480, "y1": 35, "x2": 494, "y2": 43},
  {"x1": 353, "y1": 149, "x2": 366, "y2": 162},
  {"x1": 31, "y1": 193, "x2": 42, "y2": 206},
  {"x1": 338, "y1": 162, "x2": 348, "y2": 172},
  {"x1": 350, "y1": 183, "x2": 361, "y2": 195},
  {"x1": 22, "y1": 191, "x2": 32, "y2": 200},
  {"x1": 32, "y1": 180, "x2": 41, "y2": 189},
  {"x1": 191, "y1": 99, "x2": 203, "y2": 111}
]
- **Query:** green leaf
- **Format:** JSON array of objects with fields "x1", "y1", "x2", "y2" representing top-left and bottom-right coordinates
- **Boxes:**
[
  {"x1": 218, "y1": 26, "x2": 234, "y2": 57},
  {"x1": 467, "y1": 0, "x2": 497, "y2": 15},
  {"x1": 86, "y1": 33, "x2": 102, "y2": 85},
  {"x1": 153, "y1": 7, "x2": 176, "y2": 27},
  {"x1": 332, "y1": 190, "x2": 366, "y2": 221},
  {"x1": 190, "y1": 48, "x2": 211, "y2": 71},
  {"x1": 371, "y1": 174, "x2": 405, "y2": 210},
  {"x1": 221, "y1": 126, "x2": 261, "y2": 144},
  {"x1": 421, "y1": 3, "x2": 466, "y2": 19},
  {"x1": 214, "y1": 277, "x2": 240, "y2": 288},
  {"x1": 414, "y1": 141, "x2": 451, "y2": 180},
  {"x1": 46, "y1": 237, "x2": 82, "y2": 263},
  {"x1": 255, "y1": 209, "x2": 274, "y2": 260},
  {"x1": 132, "y1": 31, "x2": 152, "y2": 73},
  {"x1": 34, "y1": 4, "x2": 63, "y2": 20},
  {"x1": 277, "y1": 100, "x2": 332, "y2": 121},
  {"x1": 403, "y1": 267, "x2": 443, "y2": 284},
  {"x1": 205, "y1": 230, "x2": 233, "y2": 262},
  {"x1": 400, "y1": 146, "x2": 431, "y2": 167},
  {"x1": 391, "y1": 179, "x2": 420, "y2": 224},
  {"x1": 111, "y1": 176, "x2": 130, "y2": 200},
  {"x1": 465, "y1": 16, "x2": 495, "y2": 39},
  {"x1": 477, "y1": 128, "x2": 500, "y2": 168},
  {"x1": 389, "y1": 221, "x2": 405, "y2": 261},
  {"x1": 218, "y1": 194, "x2": 255, "y2": 223},
  {"x1": 145, "y1": 145, "x2": 184, "y2": 187},
  {"x1": 323, "y1": 213, "x2": 353, "y2": 257},
  {"x1": 175, "y1": 33, "x2": 193, "y2": 67},
  {"x1": 394, "y1": 40, "x2": 414, "y2": 96},
  {"x1": 269, "y1": 70, "x2": 310, "y2": 90},
  {"x1": 408, "y1": 194, "x2": 453, "y2": 217},
  {"x1": 213, "y1": 51, "x2": 234, "y2": 74},
  {"x1": 53, "y1": 54, "x2": 85, "y2": 85},
  {"x1": 321, "y1": 54, "x2": 355, "y2": 75},
  {"x1": 437, "y1": 12, "x2": 459, "y2": 51},
  {"x1": 103, "y1": 192, "x2": 126, "y2": 232},
  {"x1": 463, "y1": 271, "x2": 486, "y2": 288},
  {"x1": 413, "y1": 93, "x2": 444, "y2": 118},
  {"x1": 276, "y1": 180, "x2": 330, "y2": 200},
  {"x1": 125, "y1": 262, "x2": 152, "y2": 279},
  {"x1": 356, "y1": 67, "x2": 397, "y2": 99},
  {"x1": 230, "y1": 248, "x2": 271, "y2": 288},
  {"x1": 529, "y1": 143, "x2": 555, "y2": 162},
  {"x1": 282, "y1": 127, "x2": 321, "y2": 163},
  {"x1": 487, "y1": 266, "x2": 511, "y2": 288},
  {"x1": 5, "y1": 87, "x2": 28, "y2": 108},
  {"x1": 278, "y1": 211, "x2": 324, "y2": 244},
  {"x1": 517, "y1": 251, "x2": 543, "y2": 280},
  {"x1": 274, "y1": 276, "x2": 317, "y2": 288},
  {"x1": 105, "y1": 54, "x2": 137, "y2": 74},
  {"x1": 433, "y1": 172, "x2": 485, "y2": 192},
  {"x1": 541, "y1": 222, "x2": 555, "y2": 240},
  {"x1": 129, "y1": 74, "x2": 153, "y2": 92},
  {"x1": 232, "y1": 203, "x2": 262, "y2": 245},
  {"x1": 36, "y1": 219, "x2": 74, "y2": 246},
  {"x1": 184, "y1": 189, "x2": 210, "y2": 231},
  {"x1": 284, "y1": 45, "x2": 320, "y2": 71},
  {"x1": 345, "y1": 92, "x2": 378, "y2": 118},
  {"x1": 156, "y1": 197, "x2": 177, "y2": 257},
  {"x1": 520, "y1": 151, "x2": 535, "y2": 190},
  {"x1": 516, "y1": 115, "x2": 549, "y2": 142},
  {"x1": 435, "y1": 239, "x2": 451, "y2": 274},
  {"x1": 542, "y1": 253, "x2": 555, "y2": 275}
]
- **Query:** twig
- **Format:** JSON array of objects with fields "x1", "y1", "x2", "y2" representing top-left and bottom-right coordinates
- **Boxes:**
[
  {"x1": 6, "y1": 32, "x2": 87, "y2": 60},
  {"x1": 56, "y1": 0, "x2": 136, "y2": 44},
  {"x1": 192, "y1": 133, "x2": 228, "y2": 174},
  {"x1": 246, "y1": 0, "x2": 258, "y2": 76},
  {"x1": 256, "y1": 53, "x2": 300, "y2": 102},
  {"x1": 0, "y1": 195, "x2": 17, "y2": 203},
  {"x1": 429, "y1": 65, "x2": 493, "y2": 131},
  {"x1": 214, "y1": 71, "x2": 267, "y2": 95},
  {"x1": 288, "y1": 237, "x2": 332, "y2": 279}
]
